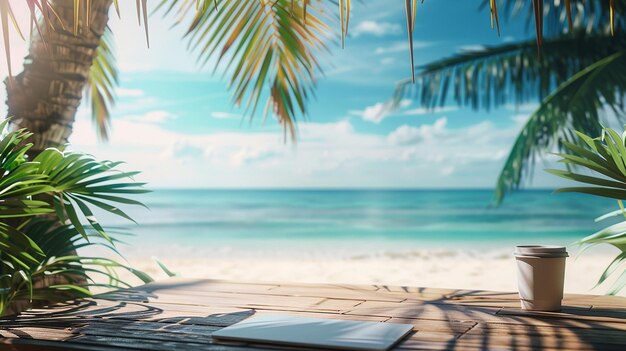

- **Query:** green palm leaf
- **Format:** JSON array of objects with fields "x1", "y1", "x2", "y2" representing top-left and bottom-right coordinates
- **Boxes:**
[
  {"x1": 1, "y1": 118, "x2": 155, "y2": 315},
  {"x1": 0, "y1": 120, "x2": 54, "y2": 217},
  {"x1": 390, "y1": 32, "x2": 626, "y2": 204},
  {"x1": 30, "y1": 148, "x2": 149, "y2": 241},
  {"x1": 392, "y1": 32, "x2": 624, "y2": 111},
  {"x1": 495, "y1": 51, "x2": 626, "y2": 203},
  {"x1": 85, "y1": 27, "x2": 118, "y2": 140},
  {"x1": 157, "y1": 0, "x2": 329, "y2": 140},
  {"x1": 550, "y1": 126, "x2": 626, "y2": 294},
  {"x1": 481, "y1": 0, "x2": 626, "y2": 37}
]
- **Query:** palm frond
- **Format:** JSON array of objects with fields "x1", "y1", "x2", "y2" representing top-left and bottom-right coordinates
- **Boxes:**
[
  {"x1": 494, "y1": 50, "x2": 626, "y2": 204},
  {"x1": 482, "y1": 0, "x2": 626, "y2": 36},
  {"x1": 388, "y1": 32, "x2": 626, "y2": 204},
  {"x1": 392, "y1": 32, "x2": 624, "y2": 111},
  {"x1": 0, "y1": 222, "x2": 45, "y2": 270},
  {"x1": 0, "y1": 120, "x2": 54, "y2": 218},
  {"x1": 157, "y1": 0, "x2": 330, "y2": 140},
  {"x1": 1, "y1": 0, "x2": 623, "y2": 89},
  {"x1": 0, "y1": 118, "x2": 32, "y2": 172},
  {"x1": 86, "y1": 27, "x2": 118, "y2": 141},
  {"x1": 31, "y1": 148, "x2": 149, "y2": 241},
  {"x1": 0, "y1": 219, "x2": 153, "y2": 311},
  {"x1": 549, "y1": 126, "x2": 626, "y2": 294},
  {"x1": 0, "y1": 117, "x2": 153, "y2": 316}
]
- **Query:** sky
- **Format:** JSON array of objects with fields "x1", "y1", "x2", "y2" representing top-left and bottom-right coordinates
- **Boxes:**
[{"x1": 0, "y1": 1, "x2": 572, "y2": 190}]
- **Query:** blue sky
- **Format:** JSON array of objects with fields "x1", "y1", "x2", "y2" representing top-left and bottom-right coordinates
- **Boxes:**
[{"x1": 2, "y1": 1, "x2": 571, "y2": 190}]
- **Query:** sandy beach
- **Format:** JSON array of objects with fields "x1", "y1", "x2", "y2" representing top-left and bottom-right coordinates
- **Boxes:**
[{"x1": 110, "y1": 245, "x2": 624, "y2": 297}]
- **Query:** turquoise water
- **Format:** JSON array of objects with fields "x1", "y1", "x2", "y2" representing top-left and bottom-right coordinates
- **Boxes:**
[{"x1": 112, "y1": 189, "x2": 618, "y2": 253}]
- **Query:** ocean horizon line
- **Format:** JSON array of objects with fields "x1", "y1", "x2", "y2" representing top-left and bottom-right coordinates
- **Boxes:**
[{"x1": 147, "y1": 187, "x2": 559, "y2": 192}]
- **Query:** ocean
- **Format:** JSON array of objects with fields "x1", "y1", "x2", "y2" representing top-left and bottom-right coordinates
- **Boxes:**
[{"x1": 110, "y1": 189, "x2": 618, "y2": 259}]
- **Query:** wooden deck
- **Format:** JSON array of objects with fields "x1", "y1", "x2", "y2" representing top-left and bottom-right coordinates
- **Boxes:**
[{"x1": 1, "y1": 278, "x2": 626, "y2": 350}]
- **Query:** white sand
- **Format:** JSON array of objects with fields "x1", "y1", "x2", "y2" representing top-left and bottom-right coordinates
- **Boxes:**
[{"x1": 106, "y1": 245, "x2": 625, "y2": 297}]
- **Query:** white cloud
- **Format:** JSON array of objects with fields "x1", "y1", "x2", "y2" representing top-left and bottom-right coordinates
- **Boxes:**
[
  {"x1": 458, "y1": 45, "x2": 486, "y2": 52},
  {"x1": 358, "y1": 102, "x2": 388, "y2": 123},
  {"x1": 212, "y1": 111, "x2": 241, "y2": 120},
  {"x1": 375, "y1": 41, "x2": 431, "y2": 54},
  {"x1": 399, "y1": 99, "x2": 413, "y2": 108},
  {"x1": 352, "y1": 21, "x2": 402, "y2": 37},
  {"x1": 388, "y1": 117, "x2": 448, "y2": 145},
  {"x1": 380, "y1": 57, "x2": 395, "y2": 65},
  {"x1": 230, "y1": 147, "x2": 279, "y2": 167},
  {"x1": 351, "y1": 100, "x2": 411, "y2": 123},
  {"x1": 386, "y1": 117, "x2": 516, "y2": 172},
  {"x1": 67, "y1": 107, "x2": 551, "y2": 189}
]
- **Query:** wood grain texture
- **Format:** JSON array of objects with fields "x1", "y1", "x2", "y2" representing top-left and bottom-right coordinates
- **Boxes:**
[{"x1": 1, "y1": 278, "x2": 625, "y2": 350}]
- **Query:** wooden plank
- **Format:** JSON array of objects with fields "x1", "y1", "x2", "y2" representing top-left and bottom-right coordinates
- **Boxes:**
[
  {"x1": 395, "y1": 338, "x2": 623, "y2": 351},
  {"x1": 429, "y1": 294, "x2": 593, "y2": 310},
  {"x1": 133, "y1": 279, "x2": 279, "y2": 294},
  {"x1": 273, "y1": 281, "x2": 380, "y2": 291},
  {"x1": 98, "y1": 290, "x2": 327, "y2": 310},
  {"x1": 310, "y1": 298, "x2": 364, "y2": 310},
  {"x1": 374, "y1": 285, "x2": 491, "y2": 296},
  {"x1": 0, "y1": 327, "x2": 74, "y2": 341},
  {"x1": 17, "y1": 300, "x2": 105, "y2": 318},
  {"x1": 134, "y1": 285, "x2": 392, "y2": 304},
  {"x1": 345, "y1": 300, "x2": 504, "y2": 322},
  {"x1": 457, "y1": 336, "x2": 624, "y2": 351},
  {"x1": 266, "y1": 286, "x2": 407, "y2": 302},
  {"x1": 403, "y1": 296, "x2": 591, "y2": 310},
  {"x1": 587, "y1": 306, "x2": 626, "y2": 319},
  {"x1": 399, "y1": 319, "x2": 626, "y2": 351},
  {"x1": 588, "y1": 294, "x2": 626, "y2": 308},
  {"x1": 347, "y1": 300, "x2": 623, "y2": 329},
  {"x1": 498, "y1": 307, "x2": 626, "y2": 324},
  {"x1": 467, "y1": 322, "x2": 626, "y2": 344}
]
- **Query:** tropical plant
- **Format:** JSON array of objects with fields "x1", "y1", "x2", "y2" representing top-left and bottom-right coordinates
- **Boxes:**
[
  {"x1": 389, "y1": 0, "x2": 626, "y2": 204},
  {"x1": 548, "y1": 126, "x2": 626, "y2": 295},
  {"x1": 0, "y1": 118, "x2": 152, "y2": 316}
]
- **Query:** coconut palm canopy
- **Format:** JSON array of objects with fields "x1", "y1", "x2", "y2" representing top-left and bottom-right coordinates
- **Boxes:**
[
  {"x1": 0, "y1": 1, "x2": 617, "y2": 141},
  {"x1": 390, "y1": 0, "x2": 626, "y2": 203},
  {"x1": 1, "y1": 0, "x2": 330, "y2": 142}
]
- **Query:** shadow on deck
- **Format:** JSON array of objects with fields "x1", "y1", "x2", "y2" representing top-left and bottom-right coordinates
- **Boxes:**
[{"x1": 0, "y1": 279, "x2": 625, "y2": 350}]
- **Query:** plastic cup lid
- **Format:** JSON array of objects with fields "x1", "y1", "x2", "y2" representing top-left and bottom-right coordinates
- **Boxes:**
[{"x1": 514, "y1": 245, "x2": 569, "y2": 258}]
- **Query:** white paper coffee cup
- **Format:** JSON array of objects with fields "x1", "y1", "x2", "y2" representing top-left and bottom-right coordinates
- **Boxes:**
[{"x1": 514, "y1": 245, "x2": 568, "y2": 311}]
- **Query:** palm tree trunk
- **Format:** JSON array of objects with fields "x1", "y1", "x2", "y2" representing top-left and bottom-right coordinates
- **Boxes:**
[{"x1": 6, "y1": 0, "x2": 113, "y2": 154}]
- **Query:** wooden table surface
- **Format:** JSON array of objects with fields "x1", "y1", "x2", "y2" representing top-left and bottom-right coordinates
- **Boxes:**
[{"x1": 1, "y1": 278, "x2": 626, "y2": 350}]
